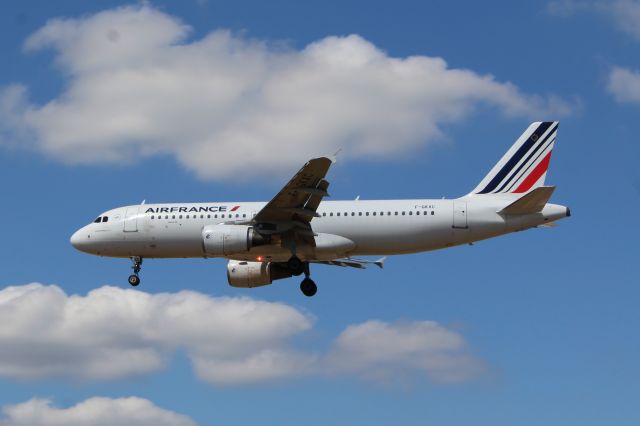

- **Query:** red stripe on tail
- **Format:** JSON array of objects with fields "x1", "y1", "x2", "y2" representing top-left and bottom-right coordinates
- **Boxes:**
[{"x1": 513, "y1": 151, "x2": 552, "y2": 193}]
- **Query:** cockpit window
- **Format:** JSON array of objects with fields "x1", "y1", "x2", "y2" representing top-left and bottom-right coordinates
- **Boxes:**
[
  {"x1": 102, "y1": 216, "x2": 109, "y2": 223},
  {"x1": 94, "y1": 217, "x2": 101, "y2": 223}
]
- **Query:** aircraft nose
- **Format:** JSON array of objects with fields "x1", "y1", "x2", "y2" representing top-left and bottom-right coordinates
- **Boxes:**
[{"x1": 70, "y1": 228, "x2": 90, "y2": 251}]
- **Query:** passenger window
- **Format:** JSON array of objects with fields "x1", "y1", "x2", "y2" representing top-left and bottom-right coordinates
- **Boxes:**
[
  {"x1": 201, "y1": 215, "x2": 204, "y2": 219},
  {"x1": 330, "y1": 213, "x2": 333, "y2": 216},
  {"x1": 395, "y1": 212, "x2": 398, "y2": 216},
  {"x1": 151, "y1": 215, "x2": 155, "y2": 219},
  {"x1": 337, "y1": 212, "x2": 341, "y2": 216},
  {"x1": 323, "y1": 212, "x2": 326, "y2": 217},
  {"x1": 359, "y1": 212, "x2": 362, "y2": 216},
  {"x1": 172, "y1": 215, "x2": 176, "y2": 219},
  {"x1": 387, "y1": 212, "x2": 391, "y2": 216},
  {"x1": 409, "y1": 211, "x2": 413, "y2": 216},
  {"x1": 221, "y1": 214, "x2": 225, "y2": 218},
  {"x1": 380, "y1": 212, "x2": 383, "y2": 216},
  {"x1": 214, "y1": 214, "x2": 218, "y2": 218},
  {"x1": 165, "y1": 215, "x2": 169, "y2": 219},
  {"x1": 351, "y1": 212, "x2": 355, "y2": 216},
  {"x1": 402, "y1": 212, "x2": 405, "y2": 215},
  {"x1": 235, "y1": 214, "x2": 239, "y2": 218},
  {"x1": 366, "y1": 212, "x2": 369, "y2": 216},
  {"x1": 179, "y1": 215, "x2": 183, "y2": 219},
  {"x1": 431, "y1": 211, "x2": 435, "y2": 215},
  {"x1": 373, "y1": 212, "x2": 376, "y2": 216},
  {"x1": 208, "y1": 214, "x2": 211, "y2": 219},
  {"x1": 243, "y1": 214, "x2": 246, "y2": 218}
]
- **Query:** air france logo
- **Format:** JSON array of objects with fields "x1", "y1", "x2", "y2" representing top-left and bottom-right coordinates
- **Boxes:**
[{"x1": 145, "y1": 205, "x2": 240, "y2": 213}]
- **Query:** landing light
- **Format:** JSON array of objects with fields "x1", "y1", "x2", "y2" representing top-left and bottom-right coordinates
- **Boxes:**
[{"x1": 257, "y1": 256, "x2": 263, "y2": 262}]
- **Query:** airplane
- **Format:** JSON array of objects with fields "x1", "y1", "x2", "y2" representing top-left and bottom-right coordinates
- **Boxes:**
[{"x1": 70, "y1": 121, "x2": 570, "y2": 297}]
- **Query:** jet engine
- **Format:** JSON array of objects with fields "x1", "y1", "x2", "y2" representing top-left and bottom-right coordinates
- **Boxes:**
[
  {"x1": 226, "y1": 260, "x2": 293, "y2": 288},
  {"x1": 202, "y1": 225, "x2": 270, "y2": 256}
]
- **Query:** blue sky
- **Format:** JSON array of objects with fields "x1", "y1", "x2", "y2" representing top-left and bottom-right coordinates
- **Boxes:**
[{"x1": 0, "y1": 1, "x2": 639, "y2": 425}]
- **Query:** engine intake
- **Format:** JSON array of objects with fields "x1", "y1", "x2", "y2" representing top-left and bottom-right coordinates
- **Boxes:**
[
  {"x1": 202, "y1": 224, "x2": 270, "y2": 256},
  {"x1": 226, "y1": 260, "x2": 293, "y2": 288}
]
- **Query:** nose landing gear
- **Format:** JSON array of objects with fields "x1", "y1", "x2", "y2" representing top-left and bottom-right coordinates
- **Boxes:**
[{"x1": 128, "y1": 256, "x2": 143, "y2": 287}]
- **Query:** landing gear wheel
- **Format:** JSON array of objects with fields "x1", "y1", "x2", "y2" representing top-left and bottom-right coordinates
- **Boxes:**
[
  {"x1": 300, "y1": 278, "x2": 317, "y2": 297},
  {"x1": 128, "y1": 256, "x2": 143, "y2": 287},
  {"x1": 287, "y1": 256, "x2": 304, "y2": 276},
  {"x1": 128, "y1": 274, "x2": 140, "y2": 286}
]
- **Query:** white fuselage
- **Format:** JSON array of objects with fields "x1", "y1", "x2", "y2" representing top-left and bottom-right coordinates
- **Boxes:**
[{"x1": 70, "y1": 196, "x2": 570, "y2": 262}]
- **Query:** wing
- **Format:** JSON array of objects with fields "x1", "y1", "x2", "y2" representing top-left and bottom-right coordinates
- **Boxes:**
[{"x1": 253, "y1": 157, "x2": 333, "y2": 245}]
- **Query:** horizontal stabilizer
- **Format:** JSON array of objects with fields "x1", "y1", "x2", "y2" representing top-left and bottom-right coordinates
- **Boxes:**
[{"x1": 499, "y1": 186, "x2": 555, "y2": 215}]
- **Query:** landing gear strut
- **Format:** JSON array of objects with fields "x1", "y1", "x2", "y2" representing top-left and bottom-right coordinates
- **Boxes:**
[
  {"x1": 287, "y1": 256, "x2": 305, "y2": 276},
  {"x1": 299, "y1": 262, "x2": 317, "y2": 297},
  {"x1": 128, "y1": 256, "x2": 142, "y2": 287}
]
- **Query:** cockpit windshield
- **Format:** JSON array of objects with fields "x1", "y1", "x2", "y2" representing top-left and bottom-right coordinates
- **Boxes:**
[{"x1": 93, "y1": 216, "x2": 109, "y2": 223}]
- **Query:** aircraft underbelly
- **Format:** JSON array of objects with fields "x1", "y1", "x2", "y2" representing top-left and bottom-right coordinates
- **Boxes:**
[{"x1": 313, "y1": 219, "x2": 452, "y2": 255}]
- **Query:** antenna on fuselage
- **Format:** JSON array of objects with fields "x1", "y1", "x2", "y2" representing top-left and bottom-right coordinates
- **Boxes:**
[{"x1": 141, "y1": 200, "x2": 146, "y2": 205}]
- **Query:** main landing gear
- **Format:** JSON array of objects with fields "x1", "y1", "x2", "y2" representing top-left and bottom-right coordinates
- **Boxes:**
[
  {"x1": 128, "y1": 256, "x2": 142, "y2": 287},
  {"x1": 300, "y1": 277, "x2": 317, "y2": 297},
  {"x1": 288, "y1": 257, "x2": 317, "y2": 297}
]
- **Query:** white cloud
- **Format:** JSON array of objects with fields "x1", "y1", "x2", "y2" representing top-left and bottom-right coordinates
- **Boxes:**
[
  {"x1": 609, "y1": 0, "x2": 640, "y2": 39},
  {"x1": 0, "y1": 284, "x2": 312, "y2": 384},
  {"x1": 548, "y1": 1, "x2": 640, "y2": 103},
  {"x1": 0, "y1": 4, "x2": 570, "y2": 180},
  {"x1": 326, "y1": 320, "x2": 484, "y2": 384},
  {"x1": 607, "y1": 66, "x2": 640, "y2": 103},
  {"x1": 0, "y1": 284, "x2": 484, "y2": 386},
  {"x1": 547, "y1": 0, "x2": 593, "y2": 16},
  {"x1": 0, "y1": 397, "x2": 196, "y2": 426},
  {"x1": 548, "y1": 0, "x2": 640, "y2": 39}
]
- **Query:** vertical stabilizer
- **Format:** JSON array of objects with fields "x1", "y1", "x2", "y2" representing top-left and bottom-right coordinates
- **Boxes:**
[{"x1": 471, "y1": 122, "x2": 559, "y2": 194}]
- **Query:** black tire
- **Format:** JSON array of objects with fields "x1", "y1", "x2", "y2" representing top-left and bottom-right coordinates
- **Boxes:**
[
  {"x1": 128, "y1": 274, "x2": 140, "y2": 287},
  {"x1": 300, "y1": 278, "x2": 317, "y2": 297},
  {"x1": 287, "y1": 256, "x2": 304, "y2": 276}
]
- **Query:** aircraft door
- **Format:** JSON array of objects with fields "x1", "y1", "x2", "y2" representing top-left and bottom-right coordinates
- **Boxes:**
[
  {"x1": 453, "y1": 201, "x2": 468, "y2": 229},
  {"x1": 124, "y1": 206, "x2": 139, "y2": 232}
]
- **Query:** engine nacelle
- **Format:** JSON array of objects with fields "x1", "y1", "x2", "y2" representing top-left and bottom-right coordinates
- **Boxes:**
[
  {"x1": 202, "y1": 224, "x2": 270, "y2": 256},
  {"x1": 226, "y1": 260, "x2": 293, "y2": 288}
]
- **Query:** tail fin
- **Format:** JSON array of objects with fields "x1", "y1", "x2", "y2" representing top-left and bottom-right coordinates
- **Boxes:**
[{"x1": 471, "y1": 122, "x2": 559, "y2": 195}]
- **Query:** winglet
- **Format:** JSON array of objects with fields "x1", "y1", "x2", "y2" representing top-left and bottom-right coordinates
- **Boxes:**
[{"x1": 330, "y1": 148, "x2": 342, "y2": 163}]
